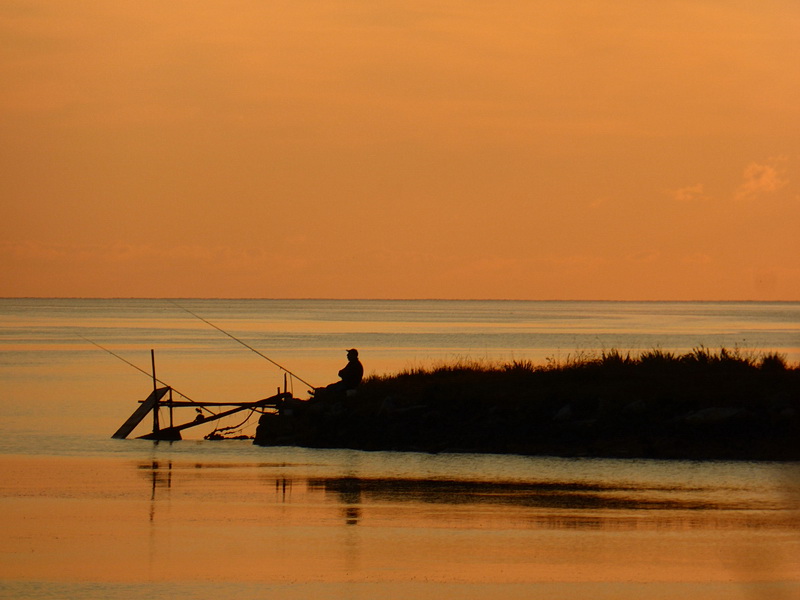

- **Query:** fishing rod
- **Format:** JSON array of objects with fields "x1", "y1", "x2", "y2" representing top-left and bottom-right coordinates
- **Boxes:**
[
  {"x1": 169, "y1": 301, "x2": 316, "y2": 389},
  {"x1": 76, "y1": 333, "x2": 203, "y2": 408}
]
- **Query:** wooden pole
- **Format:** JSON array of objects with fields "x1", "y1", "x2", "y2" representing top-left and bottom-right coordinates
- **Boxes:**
[
  {"x1": 151, "y1": 349, "x2": 159, "y2": 434},
  {"x1": 169, "y1": 387, "x2": 174, "y2": 429}
]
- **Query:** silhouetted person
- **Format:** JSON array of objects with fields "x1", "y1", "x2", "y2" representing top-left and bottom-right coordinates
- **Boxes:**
[
  {"x1": 312, "y1": 348, "x2": 363, "y2": 399},
  {"x1": 338, "y1": 348, "x2": 363, "y2": 390}
]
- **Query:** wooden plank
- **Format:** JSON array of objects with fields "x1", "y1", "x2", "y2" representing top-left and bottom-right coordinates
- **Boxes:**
[
  {"x1": 111, "y1": 387, "x2": 170, "y2": 439},
  {"x1": 137, "y1": 392, "x2": 291, "y2": 440},
  {"x1": 159, "y1": 400, "x2": 281, "y2": 407}
]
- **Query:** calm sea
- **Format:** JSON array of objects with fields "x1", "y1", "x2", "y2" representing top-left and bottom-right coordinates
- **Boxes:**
[{"x1": 0, "y1": 299, "x2": 798, "y2": 599}]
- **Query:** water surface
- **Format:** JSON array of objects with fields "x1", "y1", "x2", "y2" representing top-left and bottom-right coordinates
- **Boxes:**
[{"x1": 1, "y1": 299, "x2": 798, "y2": 599}]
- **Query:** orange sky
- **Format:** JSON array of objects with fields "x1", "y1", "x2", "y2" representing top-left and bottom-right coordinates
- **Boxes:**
[{"x1": 1, "y1": 1, "x2": 798, "y2": 300}]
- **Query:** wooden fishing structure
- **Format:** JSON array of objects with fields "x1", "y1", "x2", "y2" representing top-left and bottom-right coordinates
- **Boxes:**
[
  {"x1": 110, "y1": 349, "x2": 294, "y2": 441},
  {"x1": 100, "y1": 302, "x2": 314, "y2": 441}
]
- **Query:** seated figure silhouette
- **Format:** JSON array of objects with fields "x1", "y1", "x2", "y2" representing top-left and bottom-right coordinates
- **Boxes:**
[{"x1": 312, "y1": 349, "x2": 363, "y2": 400}]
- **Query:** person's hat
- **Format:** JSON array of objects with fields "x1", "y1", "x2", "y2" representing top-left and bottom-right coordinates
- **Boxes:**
[{"x1": 346, "y1": 348, "x2": 358, "y2": 356}]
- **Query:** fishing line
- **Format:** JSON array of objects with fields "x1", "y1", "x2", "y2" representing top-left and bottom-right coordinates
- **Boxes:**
[
  {"x1": 168, "y1": 300, "x2": 315, "y2": 389},
  {"x1": 208, "y1": 408, "x2": 258, "y2": 437},
  {"x1": 75, "y1": 332, "x2": 203, "y2": 407}
]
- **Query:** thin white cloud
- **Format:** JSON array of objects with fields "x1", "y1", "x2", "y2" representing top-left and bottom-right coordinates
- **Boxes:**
[
  {"x1": 672, "y1": 183, "x2": 707, "y2": 203},
  {"x1": 735, "y1": 161, "x2": 788, "y2": 202}
]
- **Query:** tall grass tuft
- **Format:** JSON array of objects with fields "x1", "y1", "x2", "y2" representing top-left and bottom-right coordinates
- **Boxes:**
[
  {"x1": 365, "y1": 346, "x2": 797, "y2": 382},
  {"x1": 760, "y1": 352, "x2": 787, "y2": 371},
  {"x1": 600, "y1": 349, "x2": 634, "y2": 367},
  {"x1": 639, "y1": 348, "x2": 676, "y2": 366}
]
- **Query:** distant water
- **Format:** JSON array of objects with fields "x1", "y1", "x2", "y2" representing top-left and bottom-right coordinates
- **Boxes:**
[{"x1": 0, "y1": 299, "x2": 798, "y2": 599}]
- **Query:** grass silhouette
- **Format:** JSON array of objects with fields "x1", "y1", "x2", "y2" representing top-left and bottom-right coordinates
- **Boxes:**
[{"x1": 255, "y1": 348, "x2": 799, "y2": 460}]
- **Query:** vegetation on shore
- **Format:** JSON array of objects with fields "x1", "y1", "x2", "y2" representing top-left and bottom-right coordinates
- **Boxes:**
[{"x1": 255, "y1": 348, "x2": 799, "y2": 461}]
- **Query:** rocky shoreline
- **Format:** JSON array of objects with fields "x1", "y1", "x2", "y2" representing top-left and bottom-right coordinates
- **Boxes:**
[{"x1": 254, "y1": 349, "x2": 799, "y2": 461}]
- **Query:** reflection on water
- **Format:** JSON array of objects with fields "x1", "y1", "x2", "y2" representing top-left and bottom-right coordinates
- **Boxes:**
[
  {"x1": 313, "y1": 476, "x2": 736, "y2": 510},
  {"x1": 144, "y1": 459, "x2": 173, "y2": 522},
  {"x1": 317, "y1": 477, "x2": 363, "y2": 526},
  {"x1": 2, "y1": 452, "x2": 798, "y2": 598},
  {"x1": 127, "y1": 454, "x2": 800, "y2": 594},
  {"x1": 136, "y1": 455, "x2": 800, "y2": 533},
  {"x1": 145, "y1": 460, "x2": 174, "y2": 491},
  {"x1": 310, "y1": 475, "x2": 799, "y2": 532}
]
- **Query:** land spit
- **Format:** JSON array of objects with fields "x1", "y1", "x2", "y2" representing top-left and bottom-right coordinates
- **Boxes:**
[{"x1": 254, "y1": 349, "x2": 799, "y2": 461}]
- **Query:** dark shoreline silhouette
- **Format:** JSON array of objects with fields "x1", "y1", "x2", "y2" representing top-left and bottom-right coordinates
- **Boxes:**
[{"x1": 254, "y1": 348, "x2": 799, "y2": 461}]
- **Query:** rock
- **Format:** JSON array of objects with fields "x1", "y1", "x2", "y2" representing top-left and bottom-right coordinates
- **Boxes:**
[
  {"x1": 553, "y1": 404, "x2": 573, "y2": 422},
  {"x1": 623, "y1": 399, "x2": 649, "y2": 414},
  {"x1": 683, "y1": 406, "x2": 748, "y2": 425}
]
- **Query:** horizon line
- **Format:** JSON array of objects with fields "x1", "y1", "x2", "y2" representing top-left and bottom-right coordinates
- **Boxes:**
[{"x1": 1, "y1": 296, "x2": 798, "y2": 303}]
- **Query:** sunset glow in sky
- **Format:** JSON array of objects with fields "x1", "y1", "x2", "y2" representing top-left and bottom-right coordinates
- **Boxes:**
[{"x1": 2, "y1": 1, "x2": 798, "y2": 299}]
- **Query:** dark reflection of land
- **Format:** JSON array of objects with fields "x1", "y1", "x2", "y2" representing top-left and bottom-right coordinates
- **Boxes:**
[
  {"x1": 134, "y1": 460, "x2": 797, "y2": 531},
  {"x1": 309, "y1": 477, "x2": 741, "y2": 511},
  {"x1": 310, "y1": 476, "x2": 795, "y2": 531}
]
